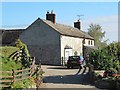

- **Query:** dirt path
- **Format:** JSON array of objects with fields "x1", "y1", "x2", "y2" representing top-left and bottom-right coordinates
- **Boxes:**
[{"x1": 40, "y1": 65, "x2": 97, "y2": 88}]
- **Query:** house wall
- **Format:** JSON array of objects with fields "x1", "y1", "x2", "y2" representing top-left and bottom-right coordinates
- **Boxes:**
[
  {"x1": 60, "y1": 35, "x2": 94, "y2": 64},
  {"x1": 61, "y1": 35, "x2": 83, "y2": 60},
  {"x1": 83, "y1": 39, "x2": 95, "y2": 61},
  {"x1": 19, "y1": 19, "x2": 61, "y2": 65},
  {"x1": 84, "y1": 39, "x2": 94, "y2": 46}
]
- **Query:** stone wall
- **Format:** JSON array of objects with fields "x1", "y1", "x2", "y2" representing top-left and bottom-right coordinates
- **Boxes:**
[
  {"x1": 19, "y1": 19, "x2": 60, "y2": 46},
  {"x1": 19, "y1": 18, "x2": 61, "y2": 65},
  {"x1": 28, "y1": 45, "x2": 61, "y2": 65}
]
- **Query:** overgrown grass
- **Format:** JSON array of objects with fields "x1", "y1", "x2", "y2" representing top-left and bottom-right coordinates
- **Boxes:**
[
  {"x1": 10, "y1": 77, "x2": 36, "y2": 89},
  {"x1": 0, "y1": 56, "x2": 22, "y2": 70},
  {"x1": 0, "y1": 46, "x2": 19, "y2": 57},
  {"x1": 0, "y1": 45, "x2": 39, "y2": 89},
  {"x1": 0, "y1": 46, "x2": 21, "y2": 74},
  {"x1": 0, "y1": 57, "x2": 22, "y2": 76},
  {"x1": 0, "y1": 46, "x2": 23, "y2": 77}
]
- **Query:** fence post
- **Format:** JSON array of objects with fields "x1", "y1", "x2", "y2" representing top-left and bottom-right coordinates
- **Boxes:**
[
  {"x1": 35, "y1": 67, "x2": 42, "y2": 89},
  {"x1": 30, "y1": 57, "x2": 35, "y2": 76},
  {"x1": 12, "y1": 69, "x2": 15, "y2": 83},
  {"x1": 32, "y1": 57, "x2": 35, "y2": 66}
]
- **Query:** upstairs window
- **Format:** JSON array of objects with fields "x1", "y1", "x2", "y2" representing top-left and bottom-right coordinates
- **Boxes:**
[
  {"x1": 88, "y1": 40, "x2": 90, "y2": 45},
  {"x1": 91, "y1": 41, "x2": 93, "y2": 45}
]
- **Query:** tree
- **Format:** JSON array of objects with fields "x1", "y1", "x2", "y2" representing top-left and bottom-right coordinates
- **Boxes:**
[
  {"x1": 89, "y1": 42, "x2": 120, "y2": 73},
  {"x1": 16, "y1": 39, "x2": 30, "y2": 57},
  {"x1": 15, "y1": 39, "x2": 31, "y2": 67},
  {"x1": 87, "y1": 23, "x2": 108, "y2": 48}
]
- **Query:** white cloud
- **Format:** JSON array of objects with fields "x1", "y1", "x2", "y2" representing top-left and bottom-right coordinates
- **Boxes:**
[{"x1": 82, "y1": 15, "x2": 118, "y2": 43}]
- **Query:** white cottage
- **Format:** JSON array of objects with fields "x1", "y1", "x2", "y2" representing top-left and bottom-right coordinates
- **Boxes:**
[{"x1": 18, "y1": 11, "x2": 94, "y2": 65}]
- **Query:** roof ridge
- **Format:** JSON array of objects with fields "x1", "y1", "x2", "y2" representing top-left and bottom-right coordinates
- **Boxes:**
[{"x1": 42, "y1": 19, "x2": 94, "y2": 39}]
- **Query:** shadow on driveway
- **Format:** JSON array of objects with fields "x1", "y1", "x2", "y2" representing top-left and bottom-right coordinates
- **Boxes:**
[
  {"x1": 47, "y1": 66, "x2": 68, "y2": 70},
  {"x1": 42, "y1": 65, "x2": 96, "y2": 88},
  {"x1": 43, "y1": 67, "x2": 93, "y2": 86},
  {"x1": 43, "y1": 73, "x2": 94, "y2": 86}
]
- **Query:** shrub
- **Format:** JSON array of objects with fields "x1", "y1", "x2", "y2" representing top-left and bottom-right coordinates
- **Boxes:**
[
  {"x1": 74, "y1": 51, "x2": 78, "y2": 56},
  {"x1": 0, "y1": 40, "x2": 41, "y2": 89},
  {"x1": 15, "y1": 39, "x2": 31, "y2": 68},
  {"x1": 15, "y1": 39, "x2": 30, "y2": 57},
  {"x1": 94, "y1": 72, "x2": 103, "y2": 81},
  {"x1": 10, "y1": 77, "x2": 36, "y2": 89},
  {"x1": 89, "y1": 42, "x2": 120, "y2": 72}
]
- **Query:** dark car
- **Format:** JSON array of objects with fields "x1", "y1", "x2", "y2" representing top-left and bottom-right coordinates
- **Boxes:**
[{"x1": 67, "y1": 56, "x2": 84, "y2": 69}]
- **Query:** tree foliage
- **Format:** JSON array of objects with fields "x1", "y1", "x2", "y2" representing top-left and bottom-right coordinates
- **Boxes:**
[
  {"x1": 89, "y1": 42, "x2": 120, "y2": 73},
  {"x1": 16, "y1": 39, "x2": 30, "y2": 57},
  {"x1": 88, "y1": 23, "x2": 108, "y2": 48},
  {"x1": 15, "y1": 39, "x2": 31, "y2": 68}
]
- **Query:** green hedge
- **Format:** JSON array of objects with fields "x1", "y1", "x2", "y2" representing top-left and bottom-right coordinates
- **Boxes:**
[{"x1": 89, "y1": 42, "x2": 120, "y2": 72}]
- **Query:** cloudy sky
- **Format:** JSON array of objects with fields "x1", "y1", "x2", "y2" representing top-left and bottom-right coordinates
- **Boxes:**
[{"x1": 1, "y1": 2, "x2": 118, "y2": 43}]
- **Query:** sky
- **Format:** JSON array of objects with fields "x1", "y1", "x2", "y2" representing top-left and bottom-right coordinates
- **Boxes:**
[{"x1": 1, "y1": 2, "x2": 118, "y2": 43}]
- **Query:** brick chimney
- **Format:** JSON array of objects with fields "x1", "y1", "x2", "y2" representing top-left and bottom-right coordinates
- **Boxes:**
[
  {"x1": 46, "y1": 10, "x2": 56, "y2": 23},
  {"x1": 74, "y1": 20, "x2": 81, "y2": 30}
]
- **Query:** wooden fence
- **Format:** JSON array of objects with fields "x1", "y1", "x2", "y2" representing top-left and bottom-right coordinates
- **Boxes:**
[
  {"x1": 0, "y1": 57, "x2": 42, "y2": 88},
  {"x1": 0, "y1": 68, "x2": 31, "y2": 88}
]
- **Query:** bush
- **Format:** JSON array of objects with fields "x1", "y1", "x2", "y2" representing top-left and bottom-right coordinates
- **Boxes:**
[
  {"x1": 16, "y1": 39, "x2": 30, "y2": 57},
  {"x1": 0, "y1": 40, "x2": 39, "y2": 89},
  {"x1": 15, "y1": 39, "x2": 31, "y2": 68},
  {"x1": 11, "y1": 77, "x2": 36, "y2": 89},
  {"x1": 94, "y1": 72, "x2": 103, "y2": 81},
  {"x1": 74, "y1": 51, "x2": 78, "y2": 56},
  {"x1": 89, "y1": 42, "x2": 120, "y2": 72}
]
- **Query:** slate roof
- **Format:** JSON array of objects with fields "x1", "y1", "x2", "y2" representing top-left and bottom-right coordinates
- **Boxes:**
[
  {"x1": 43, "y1": 19, "x2": 94, "y2": 39},
  {"x1": 0, "y1": 18, "x2": 94, "y2": 45}
]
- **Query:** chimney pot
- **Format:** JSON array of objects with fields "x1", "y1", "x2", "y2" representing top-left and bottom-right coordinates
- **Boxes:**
[
  {"x1": 47, "y1": 11, "x2": 49, "y2": 14},
  {"x1": 51, "y1": 10, "x2": 53, "y2": 14}
]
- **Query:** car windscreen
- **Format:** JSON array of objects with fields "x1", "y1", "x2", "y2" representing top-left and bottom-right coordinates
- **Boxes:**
[{"x1": 69, "y1": 56, "x2": 80, "y2": 60}]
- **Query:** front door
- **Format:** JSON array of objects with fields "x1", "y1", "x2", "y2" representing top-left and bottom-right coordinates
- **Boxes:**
[{"x1": 64, "y1": 49, "x2": 72, "y2": 64}]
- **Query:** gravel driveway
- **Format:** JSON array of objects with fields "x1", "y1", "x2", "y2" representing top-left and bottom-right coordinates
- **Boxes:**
[{"x1": 40, "y1": 65, "x2": 97, "y2": 89}]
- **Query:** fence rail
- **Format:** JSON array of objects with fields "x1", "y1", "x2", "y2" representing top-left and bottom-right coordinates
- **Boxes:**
[
  {"x1": 0, "y1": 57, "x2": 42, "y2": 88},
  {"x1": 0, "y1": 68, "x2": 33, "y2": 88}
]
